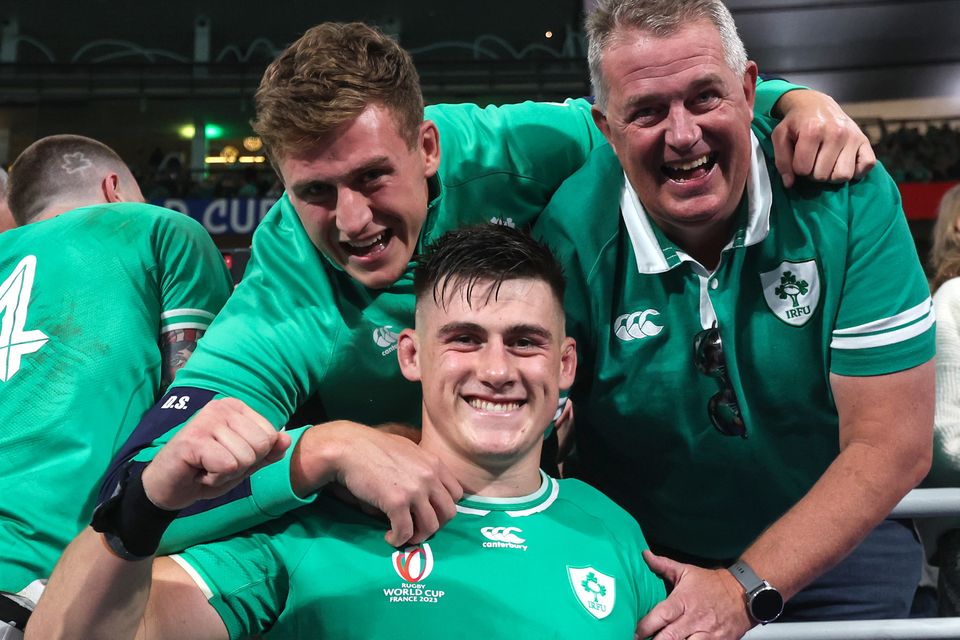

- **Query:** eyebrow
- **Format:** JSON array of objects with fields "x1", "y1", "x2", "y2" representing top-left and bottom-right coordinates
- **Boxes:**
[
  {"x1": 289, "y1": 156, "x2": 392, "y2": 193},
  {"x1": 437, "y1": 321, "x2": 554, "y2": 341},
  {"x1": 622, "y1": 73, "x2": 727, "y2": 109}
]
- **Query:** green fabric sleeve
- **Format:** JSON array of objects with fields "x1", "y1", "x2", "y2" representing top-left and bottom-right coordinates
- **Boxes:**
[
  {"x1": 154, "y1": 214, "x2": 233, "y2": 324},
  {"x1": 156, "y1": 427, "x2": 315, "y2": 555},
  {"x1": 829, "y1": 164, "x2": 935, "y2": 375},
  {"x1": 753, "y1": 77, "x2": 808, "y2": 119},
  {"x1": 175, "y1": 523, "x2": 293, "y2": 639}
]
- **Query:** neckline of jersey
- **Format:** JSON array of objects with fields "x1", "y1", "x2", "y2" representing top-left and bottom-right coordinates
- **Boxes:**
[{"x1": 456, "y1": 470, "x2": 559, "y2": 516}]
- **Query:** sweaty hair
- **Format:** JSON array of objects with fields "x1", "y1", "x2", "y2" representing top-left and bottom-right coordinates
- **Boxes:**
[
  {"x1": 253, "y1": 22, "x2": 424, "y2": 161},
  {"x1": 413, "y1": 224, "x2": 566, "y2": 311},
  {"x1": 8, "y1": 134, "x2": 130, "y2": 225},
  {"x1": 930, "y1": 184, "x2": 960, "y2": 292},
  {"x1": 587, "y1": 0, "x2": 748, "y2": 111}
]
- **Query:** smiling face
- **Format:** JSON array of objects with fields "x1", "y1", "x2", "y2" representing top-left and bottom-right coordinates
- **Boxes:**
[
  {"x1": 593, "y1": 20, "x2": 757, "y2": 248},
  {"x1": 398, "y1": 278, "x2": 576, "y2": 475},
  {"x1": 276, "y1": 104, "x2": 440, "y2": 289}
]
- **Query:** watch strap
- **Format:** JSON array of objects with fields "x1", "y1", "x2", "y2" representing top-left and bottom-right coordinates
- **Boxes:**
[{"x1": 727, "y1": 559, "x2": 765, "y2": 593}]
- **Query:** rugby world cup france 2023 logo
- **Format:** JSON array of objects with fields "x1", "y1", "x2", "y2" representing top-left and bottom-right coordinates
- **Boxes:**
[{"x1": 392, "y1": 543, "x2": 435, "y2": 583}]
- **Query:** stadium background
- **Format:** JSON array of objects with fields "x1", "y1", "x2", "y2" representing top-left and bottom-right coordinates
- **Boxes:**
[{"x1": 0, "y1": 0, "x2": 957, "y2": 280}]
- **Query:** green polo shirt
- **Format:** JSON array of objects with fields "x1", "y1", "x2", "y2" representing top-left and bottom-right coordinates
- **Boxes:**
[{"x1": 533, "y1": 115, "x2": 935, "y2": 560}]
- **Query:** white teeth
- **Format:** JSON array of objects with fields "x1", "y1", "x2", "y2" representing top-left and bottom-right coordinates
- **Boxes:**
[
  {"x1": 668, "y1": 155, "x2": 710, "y2": 171},
  {"x1": 468, "y1": 398, "x2": 521, "y2": 413},
  {"x1": 347, "y1": 233, "x2": 383, "y2": 248}
]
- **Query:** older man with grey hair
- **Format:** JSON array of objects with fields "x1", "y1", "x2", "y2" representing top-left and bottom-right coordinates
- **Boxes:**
[{"x1": 534, "y1": 0, "x2": 934, "y2": 638}]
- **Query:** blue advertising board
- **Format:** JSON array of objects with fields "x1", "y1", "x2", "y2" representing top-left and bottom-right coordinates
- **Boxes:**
[{"x1": 152, "y1": 198, "x2": 278, "y2": 235}]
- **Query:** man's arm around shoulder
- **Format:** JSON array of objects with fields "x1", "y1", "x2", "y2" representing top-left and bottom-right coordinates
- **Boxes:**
[{"x1": 636, "y1": 361, "x2": 933, "y2": 640}]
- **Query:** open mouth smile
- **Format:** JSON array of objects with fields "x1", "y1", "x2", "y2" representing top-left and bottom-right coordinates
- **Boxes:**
[
  {"x1": 662, "y1": 152, "x2": 718, "y2": 183},
  {"x1": 465, "y1": 397, "x2": 525, "y2": 413},
  {"x1": 340, "y1": 229, "x2": 394, "y2": 257}
]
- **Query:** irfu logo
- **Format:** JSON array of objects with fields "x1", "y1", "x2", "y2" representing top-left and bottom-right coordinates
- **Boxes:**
[
  {"x1": 760, "y1": 261, "x2": 820, "y2": 327},
  {"x1": 581, "y1": 572, "x2": 607, "y2": 603},
  {"x1": 774, "y1": 271, "x2": 810, "y2": 319},
  {"x1": 567, "y1": 566, "x2": 616, "y2": 620}
]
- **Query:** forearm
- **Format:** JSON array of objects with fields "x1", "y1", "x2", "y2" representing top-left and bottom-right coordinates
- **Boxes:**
[
  {"x1": 290, "y1": 420, "x2": 370, "y2": 496},
  {"x1": 159, "y1": 426, "x2": 313, "y2": 554},
  {"x1": 28, "y1": 528, "x2": 153, "y2": 640},
  {"x1": 741, "y1": 438, "x2": 929, "y2": 600}
]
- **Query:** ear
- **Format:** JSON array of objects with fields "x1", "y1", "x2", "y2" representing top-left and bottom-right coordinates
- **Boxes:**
[
  {"x1": 101, "y1": 173, "x2": 123, "y2": 203},
  {"x1": 741, "y1": 61, "x2": 759, "y2": 112},
  {"x1": 558, "y1": 337, "x2": 577, "y2": 391},
  {"x1": 397, "y1": 328, "x2": 422, "y2": 382},
  {"x1": 592, "y1": 106, "x2": 614, "y2": 150},
  {"x1": 419, "y1": 120, "x2": 441, "y2": 179}
]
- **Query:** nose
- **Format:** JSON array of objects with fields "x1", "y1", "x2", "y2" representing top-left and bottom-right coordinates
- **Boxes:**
[
  {"x1": 476, "y1": 341, "x2": 515, "y2": 390},
  {"x1": 664, "y1": 106, "x2": 701, "y2": 152},
  {"x1": 334, "y1": 187, "x2": 373, "y2": 237}
]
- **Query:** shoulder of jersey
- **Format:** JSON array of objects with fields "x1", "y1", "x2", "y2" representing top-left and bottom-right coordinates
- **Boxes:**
[{"x1": 556, "y1": 478, "x2": 639, "y2": 529}]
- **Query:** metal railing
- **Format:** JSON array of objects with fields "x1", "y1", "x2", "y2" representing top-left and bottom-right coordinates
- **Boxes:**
[
  {"x1": 745, "y1": 618, "x2": 960, "y2": 639},
  {"x1": 741, "y1": 488, "x2": 960, "y2": 639}
]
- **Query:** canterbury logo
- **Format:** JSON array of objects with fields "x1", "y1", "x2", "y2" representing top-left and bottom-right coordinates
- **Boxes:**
[
  {"x1": 481, "y1": 526, "x2": 525, "y2": 544},
  {"x1": 373, "y1": 326, "x2": 399, "y2": 348},
  {"x1": 613, "y1": 310, "x2": 663, "y2": 341}
]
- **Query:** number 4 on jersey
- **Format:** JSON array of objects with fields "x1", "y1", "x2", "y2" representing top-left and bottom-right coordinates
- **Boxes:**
[{"x1": 0, "y1": 256, "x2": 49, "y2": 382}]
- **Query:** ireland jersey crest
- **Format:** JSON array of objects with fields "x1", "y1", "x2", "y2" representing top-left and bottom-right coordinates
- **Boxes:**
[
  {"x1": 567, "y1": 566, "x2": 616, "y2": 619},
  {"x1": 760, "y1": 260, "x2": 820, "y2": 327}
]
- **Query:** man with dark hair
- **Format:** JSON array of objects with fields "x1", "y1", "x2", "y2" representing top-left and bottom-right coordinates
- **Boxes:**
[
  {"x1": 31, "y1": 225, "x2": 666, "y2": 640},
  {"x1": 534, "y1": 0, "x2": 934, "y2": 637},
  {"x1": 0, "y1": 134, "x2": 232, "y2": 636},
  {"x1": 6, "y1": 135, "x2": 140, "y2": 227},
  {"x1": 94, "y1": 21, "x2": 876, "y2": 564}
]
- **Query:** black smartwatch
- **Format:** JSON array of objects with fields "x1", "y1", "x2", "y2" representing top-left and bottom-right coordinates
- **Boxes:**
[{"x1": 727, "y1": 559, "x2": 784, "y2": 624}]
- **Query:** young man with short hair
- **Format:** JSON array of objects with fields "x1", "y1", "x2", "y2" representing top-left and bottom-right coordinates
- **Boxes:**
[{"x1": 30, "y1": 225, "x2": 666, "y2": 640}]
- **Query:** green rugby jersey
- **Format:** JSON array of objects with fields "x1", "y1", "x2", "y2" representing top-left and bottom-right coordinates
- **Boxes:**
[
  {"x1": 116, "y1": 82, "x2": 799, "y2": 552},
  {"x1": 533, "y1": 115, "x2": 935, "y2": 561},
  {"x1": 175, "y1": 472, "x2": 665, "y2": 639},
  {"x1": 0, "y1": 203, "x2": 231, "y2": 591}
]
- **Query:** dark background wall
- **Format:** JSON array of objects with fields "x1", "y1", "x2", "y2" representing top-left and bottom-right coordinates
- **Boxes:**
[{"x1": 1, "y1": 0, "x2": 957, "y2": 166}]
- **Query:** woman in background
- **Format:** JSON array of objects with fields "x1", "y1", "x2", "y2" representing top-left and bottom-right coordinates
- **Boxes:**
[{"x1": 924, "y1": 183, "x2": 960, "y2": 615}]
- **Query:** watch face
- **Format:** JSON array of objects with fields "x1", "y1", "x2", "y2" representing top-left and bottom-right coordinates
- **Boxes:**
[{"x1": 751, "y1": 587, "x2": 784, "y2": 623}]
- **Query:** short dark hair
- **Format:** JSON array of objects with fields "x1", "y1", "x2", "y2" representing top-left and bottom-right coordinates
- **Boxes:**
[
  {"x1": 414, "y1": 224, "x2": 566, "y2": 310},
  {"x1": 8, "y1": 134, "x2": 129, "y2": 225}
]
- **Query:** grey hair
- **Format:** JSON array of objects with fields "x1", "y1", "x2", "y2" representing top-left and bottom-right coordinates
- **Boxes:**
[{"x1": 587, "y1": 0, "x2": 748, "y2": 112}]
